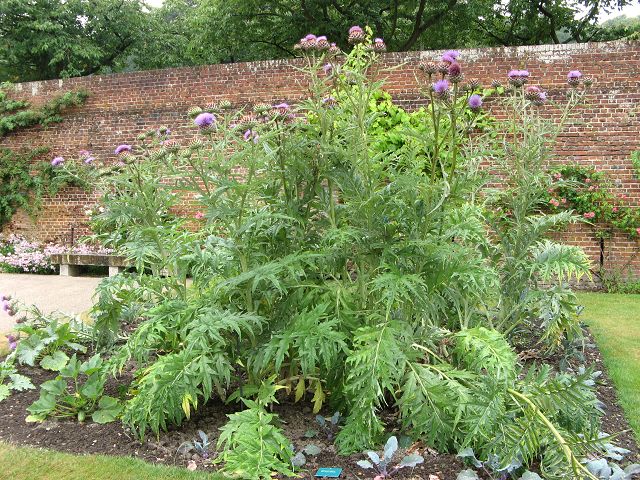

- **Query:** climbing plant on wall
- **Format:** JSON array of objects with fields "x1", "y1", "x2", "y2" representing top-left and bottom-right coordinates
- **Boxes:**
[{"x1": 0, "y1": 82, "x2": 88, "y2": 229}]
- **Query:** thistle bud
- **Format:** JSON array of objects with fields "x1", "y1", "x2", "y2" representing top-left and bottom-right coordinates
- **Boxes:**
[
  {"x1": 187, "y1": 106, "x2": 203, "y2": 118},
  {"x1": 218, "y1": 100, "x2": 232, "y2": 110},
  {"x1": 328, "y1": 43, "x2": 341, "y2": 56},
  {"x1": 419, "y1": 62, "x2": 438, "y2": 75},
  {"x1": 348, "y1": 25, "x2": 365, "y2": 44},
  {"x1": 437, "y1": 62, "x2": 449, "y2": 74},
  {"x1": 373, "y1": 38, "x2": 386, "y2": 52},
  {"x1": 315, "y1": 36, "x2": 330, "y2": 51}
]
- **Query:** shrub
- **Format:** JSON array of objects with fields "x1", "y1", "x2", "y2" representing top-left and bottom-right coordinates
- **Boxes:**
[{"x1": 30, "y1": 30, "x2": 613, "y2": 479}]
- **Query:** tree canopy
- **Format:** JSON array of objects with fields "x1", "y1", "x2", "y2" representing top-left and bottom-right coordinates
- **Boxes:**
[{"x1": 0, "y1": 0, "x2": 636, "y2": 82}]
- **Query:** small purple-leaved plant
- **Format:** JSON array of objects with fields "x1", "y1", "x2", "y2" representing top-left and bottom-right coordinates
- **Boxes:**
[{"x1": 356, "y1": 436, "x2": 424, "y2": 478}]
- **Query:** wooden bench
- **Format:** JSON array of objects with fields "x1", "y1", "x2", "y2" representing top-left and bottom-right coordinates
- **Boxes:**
[{"x1": 50, "y1": 254, "x2": 130, "y2": 277}]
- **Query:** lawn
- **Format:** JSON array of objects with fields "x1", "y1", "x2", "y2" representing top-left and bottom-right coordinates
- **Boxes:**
[
  {"x1": 578, "y1": 292, "x2": 640, "y2": 442},
  {"x1": 0, "y1": 442, "x2": 218, "y2": 480}
]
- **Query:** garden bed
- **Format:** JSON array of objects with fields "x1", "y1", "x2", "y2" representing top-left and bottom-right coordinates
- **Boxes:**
[{"x1": 0, "y1": 332, "x2": 637, "y2": 479}]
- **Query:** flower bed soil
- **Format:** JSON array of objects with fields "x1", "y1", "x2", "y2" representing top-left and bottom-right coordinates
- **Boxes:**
[{"x1": 0, "y1": 333, "x2": 638, "y2": 480}]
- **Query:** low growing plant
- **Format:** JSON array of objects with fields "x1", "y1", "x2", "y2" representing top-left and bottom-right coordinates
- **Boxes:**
[
  {"x1": 26, "y1": 353, "x2": 121, "y2": 423},
  {"x1": 214, "y1": 378, "x2": 295, "y2": 479},
  {"x1": 356, "y1": 436, "x2": 424, "y2": 478}
]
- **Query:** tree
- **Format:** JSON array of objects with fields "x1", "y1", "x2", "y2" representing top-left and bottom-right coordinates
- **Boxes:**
[
  {"x1": 0, "y1": 0, "x2": 635, "y2": 82},
  {"x1": 0, "y1": 0, "x2": 151, "y2": 82}
]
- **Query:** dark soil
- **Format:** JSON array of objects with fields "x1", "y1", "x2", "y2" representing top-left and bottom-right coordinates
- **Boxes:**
[{"x1": 0, "y1": 332, "x2": 637, "y2": 479}]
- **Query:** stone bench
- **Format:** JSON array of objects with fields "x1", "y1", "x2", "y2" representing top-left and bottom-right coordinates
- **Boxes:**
[{"x1": 50, "y1": 254, "x2": 130, "y2": 277}]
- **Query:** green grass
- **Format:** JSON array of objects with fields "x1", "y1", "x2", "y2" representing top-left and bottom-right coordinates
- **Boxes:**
[
  {"x1": 577, "y1": 292, "x2": 640, "y2": 442},
  {"x1": 0, "y1": 442, "x2": 221, "y2": 480}
]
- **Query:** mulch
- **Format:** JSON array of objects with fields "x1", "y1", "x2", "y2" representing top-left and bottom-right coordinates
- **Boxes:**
[{"x1": 0, "y1": 331, "x2": 637, "y2": 480}]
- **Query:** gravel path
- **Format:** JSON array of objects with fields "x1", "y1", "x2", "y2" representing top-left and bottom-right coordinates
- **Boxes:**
[{"x1": 0, "y1": 273, "x2": 101, "y2": 334}]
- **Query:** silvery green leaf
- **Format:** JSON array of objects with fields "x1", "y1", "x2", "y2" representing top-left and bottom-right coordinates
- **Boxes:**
[
  {"x1": 315, "y1": 414, "x2": 326, "y2": 427},
  {"x1": 383, "y1": 436, "x2": 398, "y2": 461},
  {"x1": 304, "y1": 429, "x2": 318, "y2": 438},
  {"x1": 367, "y1": 451, "x2": 381, "y2": 464},
  {"x1": 604, "y1": 444, "x2": 631, "y2": 461},
  {"x1": 519, "y1": 472, "x2": 543, "y2": 480},
  {"x1": 330, "y1": 411, "x2": 341, "y2": 425},
  {"x1": 356, "y1": 460, "x2": 373, "y2": 469},
  {"x1": 197, "y1": 430, "x2": 208, "y2": 443},
  {"x1": 303, "y1": 444, "x2": 322, "y2": 456},
  {"x1": 457, "y1": 469, "x2": 480, "y2": 480},
  {"x1": 610, "y1": 464, "x2": 626, "y2": 480},
  {"x1": 624, "y1": 464, "x2": 640, "y2": 475},
  {"x1": 292, "y1": 452, "x2": 306, "y2": 467},
  {"x1": 398, "y1": 454, "x2": 424, "y2": 468},
  {"x1": 0, "y1": 384, "x2": 10, "y2": 402},
  {"x1": 457, "y1": 448, "x2": 483, "y2": 468},
  {"x1": 9, "y1": 373, "x2": 34, "y2": 391},
  {"x1": 587, "y1": 458, "x2": 612, "y2": 477}
]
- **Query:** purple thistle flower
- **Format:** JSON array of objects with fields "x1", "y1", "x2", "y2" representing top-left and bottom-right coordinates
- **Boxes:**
[
  {"x1": 433, "y1": 79, "x2": 450, "y2": 95},
  {"x1": 194, "y1": 112, "x2": 215, "y2": 129},
  {"x1": 273, "y1": 103, "x2": 290, "y2": 111},
  {"x1": 441, "y1": 50, "x2": 460, "y2": 63},
  {"x1": 448, "y1": 62, "x2": 462, "y2": 77},
  {"x1": 536, "y1": 91, "x2": 547, "y2": 104},
  {"x1": 304, "y1": 34, "x2": 317, "y2": 41},
  {"x1": 2, "y1": 301, "x2": 9, "y2": 312},
  {"x1": 78, "y1": 150, "x2": 90, "y2": 157},
  {"x1": 114, "y1": 144, "x2": 132, "y2": 155},
  {"x1": 468, "y1": 94, "x2": 482, "y2": 110},
  {"x1": 349, "y1": 26, "x2": 363, "y2": 34},
  {"x1": 323, "y1": 63, "x2": 333, "y2": 74},
  {"x1": 6, "y1": 334, "x2": 17, "y2": 351},
  {"x1": 51, "y1": 156, "x2": 64, "y2": 167},
  {"x1": 567, "y1": 70, "x2": 582, "y2": 86},
  {"x1": 507, "y1": 69, "x2": 530, "y2": 86},
  {"x1": 84, "y1": 157, "x2": 95, "y2": 164}
]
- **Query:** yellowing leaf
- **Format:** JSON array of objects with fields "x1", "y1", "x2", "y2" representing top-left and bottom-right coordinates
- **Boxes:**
[
  {"x1": 312, "y1": 380, "x2": 325, "y2": 413},
  {"x1": 295, "y1": 377, "x2": 305, "y2": 402},
  {"x1": 182, "y1": 393, "x2": 192, "y2": 419}
]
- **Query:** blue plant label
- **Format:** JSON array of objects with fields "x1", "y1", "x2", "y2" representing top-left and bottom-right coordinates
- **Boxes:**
[{"x1": 315, "y1": 467, "x2": 343, "y2": 477}]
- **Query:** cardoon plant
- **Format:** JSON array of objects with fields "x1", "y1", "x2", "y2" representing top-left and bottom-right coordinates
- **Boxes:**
[{"x1": 61, "y1": 28, "x2": 615, "y2": 480}]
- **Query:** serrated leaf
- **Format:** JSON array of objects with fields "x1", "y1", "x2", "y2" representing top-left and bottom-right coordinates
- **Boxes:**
[
  {"x1": 40, "y1": 378, "x2": 66, "y2": 396},
  {"x1": 80, "y1": 354, "x2": 102, "y2": 375},
  {"x1": 8, "y1": 374, "x2": 34, "y2": 392},
  {"x1": 26, "y1": 393, "x2": 56, "y2": 419},
  {"x1": 312, "y1": 381, "x2": 325, "y2": 414},
  {"x1": 16, "y1": 334, "x2": 45, "y2": 366},
  {"x1": 304, "y1": 429, "x2": 318, "y2": 438},
  {"x1": 0, "y1": 384, "x2": 10, "y2": 402},
  {"x1": 40, "y1": 351, "x2": 69, "y2": 371},
  {"x1": 91, "y1": 396, "x2": 122, "y2": 424},
  {"x1": 295, "y1": 377, "x2": 305, "y2": 402},
  {"x1": 80, "y1": 374, "x2": 104, "y2": 400},
  {"x1": 356, "y1": 460, "x2": 374, "y2": 469}
]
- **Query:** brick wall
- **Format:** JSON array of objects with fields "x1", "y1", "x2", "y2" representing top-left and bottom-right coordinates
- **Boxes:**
[{"x1": 2, "y1": 40, "x2": 639, "y2": 278}]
